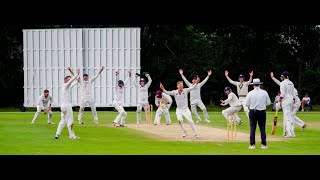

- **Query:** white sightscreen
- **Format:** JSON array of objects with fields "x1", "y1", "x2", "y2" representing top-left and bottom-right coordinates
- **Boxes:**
[{"x1": 23, "y1": 28, "x2": 141, "y2": 107}]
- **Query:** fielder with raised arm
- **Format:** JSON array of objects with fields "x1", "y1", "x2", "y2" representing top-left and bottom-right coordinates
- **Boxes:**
[
  {"x1": 112, "y1": 69, "x2": 131, "y2": 127},
  {"x1": 31, "y1": 89, "x2": 54, "y2": 124},
  {"x1": 225, "y1": 70, "x2": 253, "y2": 122},
  {"x1": 154, "y1": 90, "x2": 172, "y2": 125},
  {"x1": 179, "y1": 69, "x2": 212, "y2": 123},
  {"x1": 133, "y1": 72, "x2": 152, "y2": 124},
  {"x1": 279, "y1": 71, "x2": 296, "y2": 137},
  {"x1": 270, "y1": 72, "x2": 307, "y2": 132},
  {"x1": 160, "y1": 80, "x2": 199, "y2": 138},
  {"x1": 77, "y1": 66, "x2": 105, "y2": 125},
  {"x1": 220, "y1": 86, "x2": 243, "y2": 124},
  {"x1": 54, "y1": 67, "x2": 80, "y2": 140}
]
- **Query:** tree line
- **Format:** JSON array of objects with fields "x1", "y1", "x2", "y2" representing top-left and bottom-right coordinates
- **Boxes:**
[{"x1": 0, "y1": 25, "x2": 319, "y2": 108}]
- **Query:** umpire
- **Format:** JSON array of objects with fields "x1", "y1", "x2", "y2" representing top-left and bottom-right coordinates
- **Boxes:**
[{"x1": 245, "y1": 78, "x2": 271, "y2": 149}]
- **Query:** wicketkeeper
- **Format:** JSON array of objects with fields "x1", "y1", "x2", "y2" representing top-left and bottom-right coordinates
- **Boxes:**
[{"x1": 133, "y1": 72, "x2": 152, "y2": 124}]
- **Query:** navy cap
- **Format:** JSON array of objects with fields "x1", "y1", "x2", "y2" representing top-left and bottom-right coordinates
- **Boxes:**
[
  {"x1": 224, "y1": 86, "x2": 232, "y2": 91},
  {"x1": 238, "y1": 74, "x2": 244, "y2": 78},
  {"x1": 83, "y1": 74, "x2": 88, "y2": 77}
]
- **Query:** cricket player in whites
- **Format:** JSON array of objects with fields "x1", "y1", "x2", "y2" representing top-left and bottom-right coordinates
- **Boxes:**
[
  {"x1": 270, "y1": 72, "x2": 307, "y2": 133},
  {"x1": 154, "y1": 90, "x2": 172, "y2": 125},
  {"x1": 160, "y1": 80, "x2": 199, "y2": 138},
  {"x1": 220, "y1": 86, "x2": 243, "y2": 124},
  {"x1": 112, "y1": 69, "x2": 131, "y2": 127},
  {"x1": 133, "y1": 72, "x2": 152, "y2": 124},
  {"x1": 77, "y1": 66, "x2": 105, "y2": 125},
  {"x1": 55, "y1": 67, "x2": 80, "y2": 140},
  {"x1": 225, "y1": 70, "x2": 253, "y2": 123},
  {"x1": 279, "y1": 71, "x2": 296, "y2": 137},
  {"x1": 179, "y1": 69, "x2": 212, "y2": 123},
  {"x1": 31, "y1": 89, "x2": 54, "y2": 124}
]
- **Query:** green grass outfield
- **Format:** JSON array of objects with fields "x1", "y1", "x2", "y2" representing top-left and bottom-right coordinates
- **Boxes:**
[{"x1": 0, "y1": 110, "x2": 319, "y2": 155}]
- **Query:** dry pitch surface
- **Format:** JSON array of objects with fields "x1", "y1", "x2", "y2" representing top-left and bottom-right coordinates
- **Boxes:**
[{"x1": 104, "y1": 123, "x2": 283, "y2": 142}]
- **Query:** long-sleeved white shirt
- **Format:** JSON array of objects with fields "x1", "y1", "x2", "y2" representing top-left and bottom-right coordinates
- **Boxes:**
[
  {"x1": 245, "y1": 87, "x2": 271, "y2": 110},
  {"x1": 79, "y1": 73, "x2": 100, "y2": 98},
  {"x1": 181, "y1": 74, "x2": 209, "y2": 104},
  {"x1": 271, "y1": 77, "x2": 281, "y2": 86},
  {"x1": 280, "y1": 79, "x2": 295, "y2": 101},
  {"x1": 37, "y1": 95, "x2": 52, "y2": 107},
  {"x1": 222, "y1": 92, "x2": 242, "y2": 107},
  {"x1": 272, "y1": 77, "x2": 300, "y2": 106},
  {"x1": 155, "y1": 93, "x2": 172, "y2": 107},
  {"x1": 163, "y1": 84, "x2": 197, "y2": 110},
  {"x1": 61, "y1": 75, "x2": 78, "y2": 105},
  {"x1": 113, "y1": 75, "x2": 130, "y2": 102},
  {"x1": 133, "y1": 74, "x2": 152, "y2": 102},
  {"x1": 227, "y1": 77, "x2": 251, "y2": 97}
]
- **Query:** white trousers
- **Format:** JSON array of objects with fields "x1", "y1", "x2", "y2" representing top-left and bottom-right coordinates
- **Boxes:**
[
  {"x1": 239, "y1": 97, "x2": 250, "y2": 120},
  {"x1": 154, "y1": 104, "x2": 171, "y2": 125},
  {"x1": 55, "y1": 103, "x2": 76, "y2": 138},
  {"x1": 190, "y1": 100, "x2": 209, "y2": 121},
  {"x1": 222, "y1": 106, "x2": 242, "y2": 122},
  {"x1": 176, "y1": 108, "x2": 198, "y2": 136},
  {"x1": 78, "y1": 96, "x2": 98, "y2": 123},
  {"x1": 282, "y1": 100, "x2": 295, "y2": 136},
  {"x1": 136, "y1": 101, "x2": 149, "y2": 123},
  {"x1": 113, "y1": 100, "x2": 127, "y2": 125},
  {"x1": 292, "y1": 104, "x2": 305, "y2": 127},
  {"x1": 32, "y1": 105, "x2": 53, "y2": 123}
]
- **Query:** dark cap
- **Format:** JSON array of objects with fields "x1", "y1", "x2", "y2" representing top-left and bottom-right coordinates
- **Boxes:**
[
  {"x1": 238, "y1": 74, "x2": 244, "y2": 78},
  {"x1": 156, "y1": 90, "x2": 162, "y2": 98},
  {"x1": 83, "y1": 74, "x2": 88, "y2": 77},
  {"x1": 224, "y1": 86, "x2": 232, "y2": 91},
  {"x1": 118, "y1": 80, "x2": 124, "y2": 85},
  {"x1": 281, "y1": 71, "x2": 289, "y2": 78}
]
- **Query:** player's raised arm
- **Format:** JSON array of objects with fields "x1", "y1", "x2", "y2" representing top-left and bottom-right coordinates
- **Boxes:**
[
  {"x1": 90, "y1": 66, "x2": 104, "y2": 83},
  {"x1": 132, "y1": 72, "x2": 139, "y2": 88},
  {"x1": 145, "y1": 73, "x2": 152, "y2": 88},
  {"x1": 179, "y1": 69, "x2": 192, "y2": 87},
  {"x1": 160, "y1": 82, "x2": 174, "y2": 96},
  {"x1": 67, "y1": 67, "x2": 80, "y2": 86},
  {"x1": 115, "y1": 69, "x2": 119, "y2": 89},
  {"x1": 270, "y1": 72, "x2": 281, "y2": 86},
  {"x1": 198, "y1": 70, "x2": 211, "y2": 88},
  {"x1": 225, "y1": 70, "x2": 238, "y2": 86},
  {"x1": 124, "y1": 70, "x2": 131, "y2": 85}
]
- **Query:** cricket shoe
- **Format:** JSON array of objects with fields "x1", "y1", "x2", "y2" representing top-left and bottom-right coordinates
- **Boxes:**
[
  {"x1": 113, "y1": 122, "x2": 120, "y2": 127},
  {"x1": 54, "y1": 135, "x2": 59, "y2": 139},
  {"x1": 70, "y1": 136, "x2": 80, "y2": 140},
  {"x1": 249, "y1": 145, "x2": 255, "y2": 149},
  {"x1": 137, "y1": 121, "x2": 141, "y2": 125},
  {"x1": 302, "y1": 123, "x2": 307, "y2": 131},
  {"x1": 31, "y1": 122, "x2": 34, "y2": 124},
  {"x1": 78, "y1": 120, "x2": 83, "y2": 124},
  {"x1": 237, "y1": 120, "x2": 243, "y2": 125},
  {"x1": 182, "y1": 132, "x2": 187, "y2": 138},
  {"x1": 204, "y1": 119, "x2": 210, "y2": 123},
  {"x1": 120, "y1": 124, "x2": 127, "y2": 127},
  {"x1": 261, "y1": 145, "x2": 268, "y2": 149},
  {"x1": 196, "y1": 119, "x2": 201, "y2": 124},
  {"x1": 166, "y1": 123, "x2": 171, "y2": 125},
  {"x1": 195, "y1": 134, "x2": 199, "y2": 138},
  {"x1": 94, "y1": 119, "x2": 99, "y2": 124},
  {"x1": 48, "y1": 121, "x2": 54, "y2": 124}
]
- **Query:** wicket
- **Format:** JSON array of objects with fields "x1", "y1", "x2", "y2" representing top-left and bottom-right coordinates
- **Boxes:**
[
  {"x1": 227, "y1": 114, "x2": 237, "y2": 140},
  {"x1": 145, "y1": 104, "x2": 153, "y2": 124}
]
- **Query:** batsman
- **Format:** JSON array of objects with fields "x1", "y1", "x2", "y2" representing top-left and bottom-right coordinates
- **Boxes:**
[
  {"x1": 133, "y1": 72, "x2": 152, "y2": 124},
  {"x1": 154, "y1": 90, "x2": 172, "y2": 125}
]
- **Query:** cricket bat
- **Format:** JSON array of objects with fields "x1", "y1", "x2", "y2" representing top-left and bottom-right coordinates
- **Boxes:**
[{"x1": 271, "y1": 109, "x2": 278, "y2": 135}]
